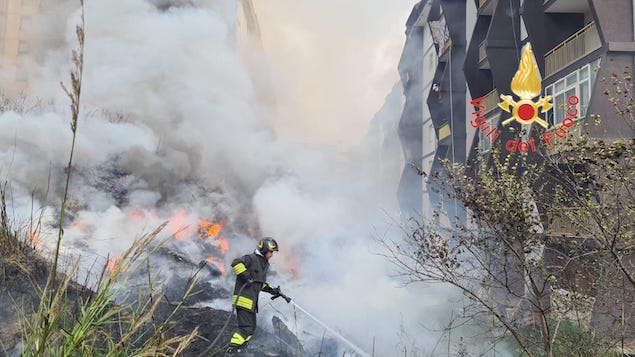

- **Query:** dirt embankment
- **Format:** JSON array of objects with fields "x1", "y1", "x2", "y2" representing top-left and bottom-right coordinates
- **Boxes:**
[{"x1": 0, "y1": 254, "x2": 300, "y2": 357}]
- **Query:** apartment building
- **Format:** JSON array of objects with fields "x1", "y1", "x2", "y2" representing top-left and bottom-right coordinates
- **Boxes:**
[
  {"x1": 398, "y1": 0, "x2": 635, "y2": 213},
  {"x1": 0, "y1": 0, "x2": 40, "y2": 95},
  {"x1": 398, "y1": 0, "x2": 635, "y2": 352},
  {"x1": 466, "y1": 0, "x2": 634, "y2": 160},
  {"x1": 397, "y1": 0, "x2": 476, "y2": 219}
]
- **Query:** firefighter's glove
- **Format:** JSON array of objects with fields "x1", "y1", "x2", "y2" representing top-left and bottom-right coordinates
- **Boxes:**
[
  {"x1": 270, "y1": 286, "x2": 291, "y2": 303},
  {"x1": 270, "y1": 286, "x2": 282, "y2": 300}
]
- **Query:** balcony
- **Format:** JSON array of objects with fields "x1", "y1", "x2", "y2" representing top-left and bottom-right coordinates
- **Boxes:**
[
  {"x1": 481, "y1": 88, "x2": 500, "y2": 115},
  {"x1": 478, "y1": 40, "x2": 490, "y2": 69},
  {"x1": 438, "y1": 122, "x2": 451, "y2": 141},
  {"x1": 544, "y1": 21, "x2": 601, "y2": 78},
  {"x1": 478, "y1": 0, "x2": 495, "y2": 15},
  {"x1": 546, "y1": 208, "x2": 586, "y2": 237},
  {"x1": 439, "y1": 38, "x2": 453, "y2": 62},
  {"x1": 443, "y1": 37, "x2": 453, "y2": 52}
]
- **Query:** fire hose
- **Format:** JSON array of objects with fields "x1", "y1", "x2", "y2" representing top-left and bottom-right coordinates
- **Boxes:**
[{"x1": 192, "y1": 261, "x2": 370, "y2": 356}]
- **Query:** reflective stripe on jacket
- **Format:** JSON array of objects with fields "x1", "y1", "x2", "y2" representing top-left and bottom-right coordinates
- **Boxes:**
[{"x1": 230, "y1": 251, "x2": 270, "y2": 312}]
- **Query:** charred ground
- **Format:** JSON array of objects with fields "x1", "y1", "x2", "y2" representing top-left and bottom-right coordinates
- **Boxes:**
[{"x1": 0, "y1": 240, "x2": 304, "y2": 357}]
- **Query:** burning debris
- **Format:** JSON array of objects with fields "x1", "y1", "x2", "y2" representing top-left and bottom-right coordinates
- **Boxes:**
[{"x1": 272, "y1": 316, "x2": 305, "y2": 355}]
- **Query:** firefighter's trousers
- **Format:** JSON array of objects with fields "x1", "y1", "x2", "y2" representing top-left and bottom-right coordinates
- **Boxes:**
[{"x1": 229, "y1": 308, "x2": 256, "y2": 347}]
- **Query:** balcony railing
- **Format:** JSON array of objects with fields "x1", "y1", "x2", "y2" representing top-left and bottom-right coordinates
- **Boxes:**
[
  {"x1": 438, "y1": 122, "x2": 451, "y2": 140},
  {"x1": 546, "y1": 208, "x2": 586, "y2": 237},
  {"x1": 478, "y1": 0, "x2": 496, "y2": 14},
  {"x1": 438, "y1": 38, "x2": 453, "y2": 61},
  {"x1": 544, "y1": 21, "x2": 601, "y2": 78},
  {"x1": 443, "y1": 38, "x2": 453, "y2": 53},
  {"x1": 478, "y1": 40, "x2": 487, "y2": 63},
  {"x1": 481, "y1": 88, "x2": 500, "y2": 114}
]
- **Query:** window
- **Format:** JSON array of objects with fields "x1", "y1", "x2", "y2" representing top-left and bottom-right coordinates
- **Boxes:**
[
  {"x1": 545, "y1": 59, "x2": 600, "y2": 126},
  {"x1": 478, "y1": 112, "x2": 500, "y2": 155},
  {"x1": 479, "y1": 129, "x2": 492, "y2": 154},
  {"x1": 18, "y1": 40, "x2": 29, "y2": 55},
  {"x1": 520, "y1": 17, "x2": 528, "y2": 41},
  {"x1": 20, "y1": 16, "x2": 32, "y2": 31}
]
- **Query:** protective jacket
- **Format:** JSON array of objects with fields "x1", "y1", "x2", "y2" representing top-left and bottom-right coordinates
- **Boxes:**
[{"x1": 231, "y1": 250, "x2": 277, "y2": 312}]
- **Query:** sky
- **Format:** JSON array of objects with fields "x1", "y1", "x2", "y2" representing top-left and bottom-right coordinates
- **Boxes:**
[{"x1": 0, "y1": 0, "x2": 466, "y2": 355}]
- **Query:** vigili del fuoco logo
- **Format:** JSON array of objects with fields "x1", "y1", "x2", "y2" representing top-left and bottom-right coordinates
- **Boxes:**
[{"x1": 470, "y1": 43, "x2": 579, "y2": 153}]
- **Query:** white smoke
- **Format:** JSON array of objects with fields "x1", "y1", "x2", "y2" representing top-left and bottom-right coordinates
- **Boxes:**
[{"x1": 0, "y1": 0, "x2": 461, "y2": 355}]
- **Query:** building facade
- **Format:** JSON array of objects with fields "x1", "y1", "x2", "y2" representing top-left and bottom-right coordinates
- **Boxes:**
[
  {"x1": 466, "y1": 0, "x2": 635, "y2": 162},
  {"x1": 0, "y1": 0, "x2": 41, "y2": 95},
  {"x1": 398, "y1": 0, "x2": 635, "y2": 352},
  {"x1": 397, "y1": 0, "x2": 476, "y2": 220},
  {"x1": 399, "y1": 0, "x2": 635, "y2": 215}
]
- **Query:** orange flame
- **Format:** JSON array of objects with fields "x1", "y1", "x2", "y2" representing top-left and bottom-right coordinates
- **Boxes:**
[
  {"x1": 71, "y1": 220, "x2": 88, "y2": 230},
  {"x1": 129, "y1": 210, "x2": 144, "y2": 220},
  {"x1": 218, "y1": 239, "x2": 229, "y2": 254},
  {"x1": 107, "y1": 256, "x2": 121, "y2": 273},
  {"x1": 169, "y1": 210, "x2": 188, "y2": 239},
  {"x1": 278, "y1": 253, "x2": 301, "y2": 279},
  {"x1": 199, "y1": 220, "x2": 224, "y2": 238},
  {"x1": 199, "y1": 220, "x2": 228, "y2": 253},
  {"x1": 206, "y1": 256, "x2": 226, "y2": 273},
  {"x1": 287, "y1": 262, "x2": 301, "y2": 280},
  {"x1": 27, "y1": 231, "x2": 41, "y2": 249}
]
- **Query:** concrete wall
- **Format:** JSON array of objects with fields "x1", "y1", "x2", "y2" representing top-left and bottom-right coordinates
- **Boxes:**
[{"x1": 0, "y1": 0, "x2": 41, "y2": 95}]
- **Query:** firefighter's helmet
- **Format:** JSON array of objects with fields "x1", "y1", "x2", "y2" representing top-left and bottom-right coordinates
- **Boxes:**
[{"x1": 257, "y1": 237, "x2": 279, "y2": 254}]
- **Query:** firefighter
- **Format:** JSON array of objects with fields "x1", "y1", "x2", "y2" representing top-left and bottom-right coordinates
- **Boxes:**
[{"x1": 225, "y1": 237, "x2": 287, "y2": 355}]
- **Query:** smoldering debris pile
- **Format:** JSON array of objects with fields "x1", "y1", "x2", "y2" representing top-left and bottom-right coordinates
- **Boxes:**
[
  {"x1": 0, "y1": 158, "x2": 306, "y2": 356},
  {"x1": 0, "y1": 264, "x2": 301, "y2": 357}
]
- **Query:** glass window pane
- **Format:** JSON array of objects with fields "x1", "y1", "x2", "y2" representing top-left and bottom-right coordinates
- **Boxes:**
[
  {"x1": 580, "y1": 81, "x2": 590, "y2": 117},
  {"x1": 520, "y1": 18, "x2": 528, "y2": 40},
  {"x1": 580, "y1": 65, "x2": 589, "y2": 80},
  {"x1": 555, "y1": 93, "x2": 565, "y2": 125},
  {"x1": 565, "y1": 88, "x2": 575, "y2": 101},
  {"x1": 546, "y1": 109, "x2": 554, "y2": 126},
  {"x1": 566, "y1": 73, "x2": 578, "y2": 86},
  {"x1": 555, "y1": 79, "x2": 565, "y2": 93},
  {"x1": 18, "y1": 41, "x2": 29, "y2": 55},
  {"x1": 20, "y1": 15, "x2": 32, "y2": 31},
  {"x1": 564, "y1": 88, "x2": 576, "y2": 122},
  {"x1": 545, "y1": 86, "x2": 552, "y2": 96}
]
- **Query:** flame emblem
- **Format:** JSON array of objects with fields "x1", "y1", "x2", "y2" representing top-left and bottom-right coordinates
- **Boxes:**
[{"x1": 498, "y1": 43, "x2": 552, "y2": 128}]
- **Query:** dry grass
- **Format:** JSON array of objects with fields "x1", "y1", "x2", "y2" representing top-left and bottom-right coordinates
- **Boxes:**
[
  {"x1": 2, "y1": 1, "x2": 199, "y2": 355},
  {"x1": 0, "y1": 181, "x2": 45, "y2": 282},
  {"x1": 19, "y1": 224, "x2": 198, "y2": 357}
]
